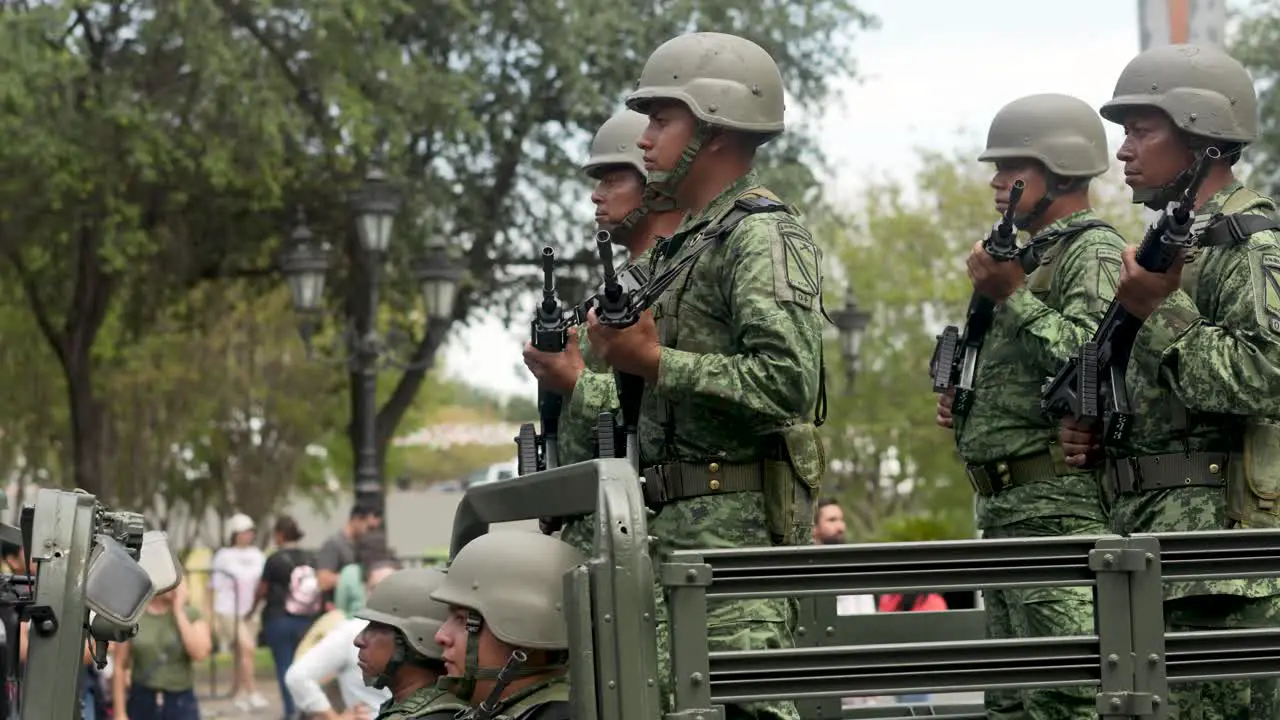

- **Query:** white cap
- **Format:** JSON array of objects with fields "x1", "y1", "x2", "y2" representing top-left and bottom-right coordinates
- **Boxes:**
[{"x1": 227, "y1": 513, "x2": 255, "y2": 535}]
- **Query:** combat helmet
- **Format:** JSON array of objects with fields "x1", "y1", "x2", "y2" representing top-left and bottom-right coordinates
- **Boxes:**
[
  {"x1": 1099, "y1": 43, "x2": 1257, "y2": 207},
  {"x1": 582, "y1": 109, "x2": 648, "y2": 180},
  {"x1": 430, "y1": 532, "x2": 586, "y2": 700},
  {"x1": 354, "y1": 567, "x2": 450, "y2": 689},
  {"x1": 584, "y1": 108, "x2": 656, "y2": 233},
  {"x1": 625, "y1": 32, "x2": 785, "y2": 194},
  {"x1": 978, "y1": 93, "x2": 1110, "y2": 228}
]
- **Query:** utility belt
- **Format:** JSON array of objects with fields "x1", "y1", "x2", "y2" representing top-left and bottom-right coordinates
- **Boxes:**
[
  {"x1": 965, "y1": 451, "x2": 1061, "y2": 497},
  {"x1": 639, "y1": 460, "x2": 770, "y2": 505},
  {"x1": 1103, "y1": 451, "x2": 1229, "y2": 502}
]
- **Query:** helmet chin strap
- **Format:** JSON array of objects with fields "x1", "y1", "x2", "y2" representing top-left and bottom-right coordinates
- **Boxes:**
[
  {"x1": 437, "y1": 611, "x2": 565, "y2": 702},
  {"x1": 1132, "y1": 143, "x2": 1229, "y2": 210}
]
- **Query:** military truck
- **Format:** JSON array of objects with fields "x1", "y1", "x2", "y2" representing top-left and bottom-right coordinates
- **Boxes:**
[{"x1": 449, "y1": 458, "x2": 1280, "y2": 720}]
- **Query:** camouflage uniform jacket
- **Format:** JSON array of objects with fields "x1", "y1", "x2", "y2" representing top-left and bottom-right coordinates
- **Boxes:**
[
  {"x1": 375, "y1": 685, "x2": 467, "y2": 719},
  {"x1": 1111, "y1": 180, "x2": 1280, "y2": 599},
  {"x1": 956, "y1": 209, "x2": 1127, "y2": 527}
]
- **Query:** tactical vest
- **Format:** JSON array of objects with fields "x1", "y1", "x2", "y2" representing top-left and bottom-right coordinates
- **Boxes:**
[
  {"x1": 488, "y1": 676, "x2": 571, "y2": 720},
  {"x1": 1021, "y1": 219, "x2": 1118, "y2": 296},
  {"x1": 644, "y1": 187, "x2": 827, "y2": 545},
  {"x1": 379, "y1": 687, "x2": 468, "y2": 720}
]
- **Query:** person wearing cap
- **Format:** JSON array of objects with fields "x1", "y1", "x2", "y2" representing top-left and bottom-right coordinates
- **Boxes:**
[
  {"x1": 934, "y1": 92, "x2": 1128, "y2": 720},
  {"x1": 210, "y1": 512, "x2": 268, "y2": 711},
  {"x1": 431, "y1": 532, "x2": 584, "y2": 719},
  {"x1": 1058, "y1": 43, "x2": 1280, "y2": 717},
  {"x1": 523, "y1": 107, "x2": 684, "y2": 552},
  {"x1": 351, "y1": 567, "x2": 468, "y2": 720},
  {"x1": 583, "y1": 32, "x2": 824, "y2": 720}
]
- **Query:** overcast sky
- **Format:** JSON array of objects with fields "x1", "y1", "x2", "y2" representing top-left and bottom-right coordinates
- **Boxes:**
[{"x1": 437, "y1": 0, "x2": 1151, "y2": 399}]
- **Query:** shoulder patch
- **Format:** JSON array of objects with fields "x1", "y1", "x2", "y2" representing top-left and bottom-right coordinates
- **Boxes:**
[
  {"x1": 1256, "y1": 253, "x2": 1280, "y2": 335},
  {"x1": 766, "y1": 216, "x2": 821, "y2": 310},
  {"x1": 1096, "y1": 247, "x2": 1122, "y2": 304}
]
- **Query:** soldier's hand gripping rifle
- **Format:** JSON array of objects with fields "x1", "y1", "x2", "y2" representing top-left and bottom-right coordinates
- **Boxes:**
[
  {"x1": 1040, "y1": 148, "x2": 1217, "y2": 450},
  {"x1": 515, "y1": 247, "x2": 570, "y2": 476},
  {"x1": 929, "y1": 180, "x2": 1026, "y2": 418},
  {"x1": 591, "y1": 229, "x2": 707, "y2": 469}
]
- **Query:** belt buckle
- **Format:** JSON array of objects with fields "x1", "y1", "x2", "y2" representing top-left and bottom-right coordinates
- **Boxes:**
[
  {"x1": 992, "y1": 461, "x2": 1011, "y2": 493},
  {"x1": 642, "y1": 465, "x2": 669, "y2": 506},
  {"x1": 965, "y1": 466, "x2": 994, "y2": 496}
]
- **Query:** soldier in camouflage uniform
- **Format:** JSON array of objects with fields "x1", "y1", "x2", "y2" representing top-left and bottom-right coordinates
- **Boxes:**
[
  {"x1": 352, "y1": 568, "x2": 467, "y2": 719},
  {"x1": 935, "y1": 93, "x2": 1127, "y2": 720},
  {"x1": 583, "y1": 32, "x2": 826, "y2": 720},
  {"x1": 431, "y1": 532, "x2": 583, "y2": 720},
  {"x1": 1059, "y1": 43, "x2": 1280, "y2": 719},
  {"x1": 523, "y1": 108, "x2": 682, "y2": 553}
]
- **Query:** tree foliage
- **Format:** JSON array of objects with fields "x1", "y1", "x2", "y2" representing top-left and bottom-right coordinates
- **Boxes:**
[
  {"x1": 1230, "y1": 0, "x2": 1280, "y2": 194},
  {"x1": 818, "y1": 149, "x2": 1143, "y2": 542},
  {"x1": 0, "y1": 0, "x2": 878, "y2": 500}
]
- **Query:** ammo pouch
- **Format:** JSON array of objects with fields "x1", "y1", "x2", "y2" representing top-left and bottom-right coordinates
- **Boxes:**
[
  {"x1": 764, "y1": 423, "x2": 824, "y2": 546},
  {"x1": 1226, "y1": 419, "x2": 1280, "y2": 528}
]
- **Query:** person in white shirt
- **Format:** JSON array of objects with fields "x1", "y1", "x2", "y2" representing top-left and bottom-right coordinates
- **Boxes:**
[
  {"x1": 285, "y1": 560, "x2": 400, "y2": 719},
  {"x1": 210, "y1": 512, "x2": 268, "y2": 711}
]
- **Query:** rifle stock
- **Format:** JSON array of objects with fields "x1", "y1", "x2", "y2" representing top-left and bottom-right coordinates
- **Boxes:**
[
  {"x1": 1040, "y1": 149, "x2": 1217, "y2": 448},
  {"x1": 930, "y1": 180, "x2": 1026, "y2": 417}
]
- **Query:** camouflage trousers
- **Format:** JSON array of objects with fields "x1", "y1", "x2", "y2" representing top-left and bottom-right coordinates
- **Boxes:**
[
  {"x1": 650, "y1": 492, "x2": 800, "y2": 720},
  {"x1": 1164, "y1": 594, "x2": 1280, "y2": 720},
  {"x1": 1110, "y1": 484, "x2": 1280, "y2": 719},
  {"x1": 983, "y1": 515, "x2": 1103, "y2": 720}
]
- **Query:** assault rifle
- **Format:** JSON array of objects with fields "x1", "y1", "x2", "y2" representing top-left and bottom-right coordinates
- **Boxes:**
[
  {"x1": 515, "y1": 247, "x2": 571, "y2": 476},
  {"x1": 929, "y1": 179, "x2": 1026, "y2": 418},
  {"x1": 1040, "y1": 148, "x2": 1217, "y2": 448},
  {"x1": 590, "y1": 230, "x2": 705, "y2": 470}
]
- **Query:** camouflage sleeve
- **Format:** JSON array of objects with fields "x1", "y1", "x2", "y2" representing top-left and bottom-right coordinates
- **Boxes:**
[
  {"x1": 997, "y1": 230, "x2": 1124, "y2": 374},
  {"x1": 1134, "y1": 233, "x2": 1280, "y2": 415},
  {"x1": 564, "y1": 370, "x2": 618, "y2": 431},
  {"x1": 655, "y1": 214, "x2": 824, "y2": 427}
]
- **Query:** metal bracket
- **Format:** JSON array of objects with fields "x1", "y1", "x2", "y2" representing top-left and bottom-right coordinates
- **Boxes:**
[
  {"x1": 1088, "y1": 547, "x2": 1153, "y2": 573},
  {"x1": 1091, "y1": 537, "x2": 1165, "y2": 719},
  {"x1": 25, "y1": 605, "x2": 56, "y2": 636},
  {"x1": 1096, "y1": 691, "x2": 1155, "y2": 718},
  {"x1": 660, "y1": 562, "x2": 713, "y2": 588}
]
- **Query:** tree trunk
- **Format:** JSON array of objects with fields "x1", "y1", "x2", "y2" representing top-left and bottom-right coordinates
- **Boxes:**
[{"x1": 65, "y1": 358, "x2": 105, "y2": 498}]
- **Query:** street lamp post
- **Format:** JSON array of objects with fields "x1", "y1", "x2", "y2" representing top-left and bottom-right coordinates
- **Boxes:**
[
  {"x1": 278, "y1": 167, "x2": 465, "y2": 515},
  {"x1": 830, "y1": 287, "x2": 871, "y2": 386}
]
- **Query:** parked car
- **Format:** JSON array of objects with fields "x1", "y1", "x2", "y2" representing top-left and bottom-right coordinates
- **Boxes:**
[{"x1": 461, "y1": 459, "x2": 517, "y2": 489}]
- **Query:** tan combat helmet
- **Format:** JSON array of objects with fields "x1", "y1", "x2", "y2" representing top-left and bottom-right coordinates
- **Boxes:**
[
  {"x1": 582, "y1": 109, "x2": 648, "y2": 180},
  {"x1": 354, "y1": 568, "x2": 450, "y2": 688},
  {"x1": 1100, "y1": 43, "x2": 1257, "y2": 144},
  {"x1": 977, "y1": 93, "x2": 1109, "y2": 228},
  {"x1": 626, "y1": 31, "x2": 785, "y2": 135},
  {"x1": 624, "y1": 32, "x2": 786, "y2": 194},
  {"x1": 978, "y1": 93, "x2": 1109, "y2": 178},
  {"x1": 1100, "y1": 43, "x2": 1257, "y2": 207},
  {"x1": 431, "y1": 532, "x2": 586, "y2": 700}
]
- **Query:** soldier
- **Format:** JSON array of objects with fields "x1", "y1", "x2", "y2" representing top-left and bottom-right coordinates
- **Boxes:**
[
  {"x1": 935, "y1": 92, "x2": 1126, "y2": 720},
  {"x1": 352, "y1": 568, "x2": 467, "y2": 719},
  {"x1": 524, "y1": 108, "x2": 683, "y2": 551},
  {"x1": 583, "y1": 31, "x2": 825, "y2": 720},
  {"x1": 431, "y1": 532, "x2": 584, "y2": 719},
  {"x1": 1058, "y1": 43, "x2": 1280, "y2": 717}
]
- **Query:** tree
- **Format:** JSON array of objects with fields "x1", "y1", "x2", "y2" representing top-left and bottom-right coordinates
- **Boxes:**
[
  {"x1": 221, "y1": 0, "x2": 881, "y2": 489},
  {"x1": 1230, "y1": 1, "x2": 1280, "y2": 194},
  {"x1": 819, "y1": 148, "x2": 1144, "y2": 541}
]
